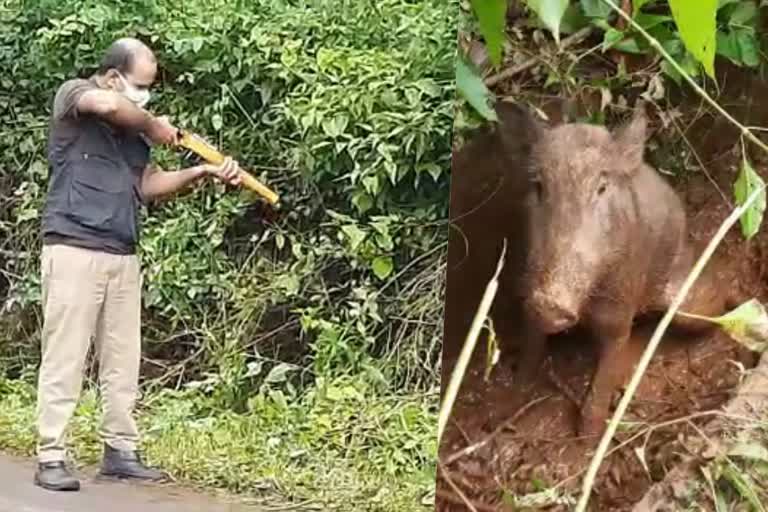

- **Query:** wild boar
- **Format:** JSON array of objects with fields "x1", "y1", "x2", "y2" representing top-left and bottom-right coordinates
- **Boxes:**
[{"x1": 497, "y1": 100, "x2": 733, "y2": 436}]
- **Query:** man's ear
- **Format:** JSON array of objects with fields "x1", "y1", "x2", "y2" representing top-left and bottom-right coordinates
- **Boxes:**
[
  {"x1": 103, "y1": 69, "x2": 121, "y2": 90},
  {"x1": 613, "y1": 100, "x2": 648, "y2": 170},
  {"x1": 493, "y1": 100, "x2": 545, "y2": 160}
]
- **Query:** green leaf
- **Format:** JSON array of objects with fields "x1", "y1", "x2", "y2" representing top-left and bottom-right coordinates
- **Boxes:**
[
  {"x1": 580, "y1": 0, "x2": 612, "y2": 18},
  {"x1": 371, "y1": 256, "x2": 394, "y2": 280},
  {"x1": 634, "y1": 13, "x2": 673, "y2": 30},
  {"x1": 633, "y1": 0, "x2": 652, "y2": 15},
  {"x1": 728, "y1": 441, "x2": 768, "y2": 462},
  {"x1": 734, "y1": 153, "x2": 766, "y2": 239},
  {"x1": 728, "y1": 1, "x2": 758, "y2": 25},
  {"x1": 716, "y1": 30, "x2": 742, "y2": 64},
  {"x1": 736, "y1": 29, "x2": 760, "y2": 66},
  {"x1": 341, "y1": 225, "x2": 367, "y2": 251},
  {"x1": 602, "y1": 28, "x2": 625, "y2": 51},
  {"x1": 718, "y1": 0, "x2": 741, "y2": 8},
  {"x1": 720, "y1": 463, "x2": 766, "y2": 512},
  {"x1": 526, "y1": 0, "x2": 569, "y2": 44},
  {"x1": 602, "y1": 28, "x2": 644, "y2": 54},
  {"x1": 719, "y1": 299, "x2": 768, "y2": 351},
  {"x1": 455, "y1": 55, "x2": 498, "y2": 122},
  {"x1": 560, "y1": 3, "x2": 590, "y2": 33},
  {"x1": 426, "y1": 163, "x2": 442, "y2": 182},
  {"x1": 265, "y1": 362, "x2": 296, "y2": 384},
  {"x1": 680, "y1": 299, "x2": 768, "y2": 352},
  {"x1": 322, "y1": 115, "x2": 348, "y2": 137},
  {"x1": 375, "y1": 233, "x2": 394, "y2": 252},
  {"x1": 668, "y1": 0, "x2": 718, "y2": 77},
  {"x1": 211, "y1": 113, "x2": 223, "y2": 131},
  {"x1": 469, "y1": 0, "x2": 507, "y2": 67},
  {"x1": 351, "y1": 192, "x2": 373, "y2": 213},
  {"x1": 613, "y1": 35, "x2": 644, "y2": 54}
]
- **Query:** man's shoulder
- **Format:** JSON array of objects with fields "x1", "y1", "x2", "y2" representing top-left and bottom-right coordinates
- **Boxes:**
[
  {"x1": 54, "y1": 78, "x2": 96, "y2": 99},
  {"x1": 53, "y1": 77, "x2": 97, "y2": 121}
]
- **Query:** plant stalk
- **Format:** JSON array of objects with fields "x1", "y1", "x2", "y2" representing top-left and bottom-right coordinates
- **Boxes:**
[
  {"x1": 674, "y1": 310, "x2": 718, "y2": 322},
  {"x1": 437, "y1": 239, "x2": 507, "y2": 444}
]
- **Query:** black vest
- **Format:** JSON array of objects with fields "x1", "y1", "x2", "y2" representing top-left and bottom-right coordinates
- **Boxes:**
[{"x1": 42, "y1": 112, "x2": 150, "y2": 255}]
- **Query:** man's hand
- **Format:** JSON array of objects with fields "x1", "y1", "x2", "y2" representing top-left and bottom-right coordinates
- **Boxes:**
[
  {"x1": 201, "y1": 157, "x2": 242, "y2": 186},
  {"x1": 145, "y1": 115, "x2": 178, "y2": 146}
]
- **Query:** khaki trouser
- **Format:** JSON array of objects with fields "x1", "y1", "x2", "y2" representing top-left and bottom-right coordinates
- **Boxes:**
[{"x1": 36, "y1": 244, "x2": 142, "y2": 463}]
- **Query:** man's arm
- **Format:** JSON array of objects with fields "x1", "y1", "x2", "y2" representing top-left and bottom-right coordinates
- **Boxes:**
[
  {"x1": 54, "y1": 79, "x2": 176, "y2": 145},
  {"x1": 140, "y1": 165, "x2": 206, "y2": 201},
  {"x1": 140, "y1": 158, "x2": 242, "y2": 201},
  {"x1": 79, "y1": 90, "x2": 177, "y2": 145}
]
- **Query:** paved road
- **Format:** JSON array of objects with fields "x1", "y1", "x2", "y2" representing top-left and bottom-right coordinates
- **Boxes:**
[{"x1": 0, "y1": 455, "x2": 261, "y2": 512}]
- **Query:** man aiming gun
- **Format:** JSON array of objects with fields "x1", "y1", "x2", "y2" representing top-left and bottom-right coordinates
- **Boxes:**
[{"x1": 35, "y1": 37, "x2": 240, "y2": 491}]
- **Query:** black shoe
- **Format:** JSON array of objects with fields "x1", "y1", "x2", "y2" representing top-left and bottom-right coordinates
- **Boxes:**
[
  {"x1": 99, "y1": 443, "x2": 167, "y2": 481},
  {"x1": 34, "y1": 461, "x2": 80, "y2": 491}
]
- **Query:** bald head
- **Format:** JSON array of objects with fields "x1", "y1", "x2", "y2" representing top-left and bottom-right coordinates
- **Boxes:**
[
  {"x1": 98, "y1": 38, "x2": 156, "y2": 76},
  {"x1": 96, "y1": 37, "x2": 158, "y2": 102}
]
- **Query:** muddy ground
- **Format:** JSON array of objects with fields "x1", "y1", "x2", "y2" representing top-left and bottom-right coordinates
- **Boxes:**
[{"x1": 438, "y1": 29, "x2": 768, "y2": 512}]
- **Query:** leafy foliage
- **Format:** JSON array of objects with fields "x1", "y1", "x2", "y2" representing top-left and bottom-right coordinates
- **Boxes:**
[
  {"x1": 457, "y1": 0, "x2": 766, "y2": 120},
  {"x1": 0, "y1": 0, "x2": 455, "y2": 385},
  {"x1": 0, "y1": 375, "x2": 438, "y2": 510}
]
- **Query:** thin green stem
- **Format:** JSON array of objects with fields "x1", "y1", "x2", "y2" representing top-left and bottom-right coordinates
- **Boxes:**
[
  {"x1": 674, "y1": 310, "x2": 718, "y2": 322},
  {"x1": 437, "y1": 239, "x2": 507, "y2": 444}
]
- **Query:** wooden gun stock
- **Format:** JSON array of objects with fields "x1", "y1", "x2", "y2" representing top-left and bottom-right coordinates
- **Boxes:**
[{"x1": 176, "y1": 130, "x2": 280, "y2": 206}]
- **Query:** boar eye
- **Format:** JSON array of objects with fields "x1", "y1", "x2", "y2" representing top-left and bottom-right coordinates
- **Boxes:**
[
  {"x1": 531, "y1": 179, "x2": 544, "y2": 202},
  {"x1": 596, "y1": 172, "x2": 610, "y2": 197}
]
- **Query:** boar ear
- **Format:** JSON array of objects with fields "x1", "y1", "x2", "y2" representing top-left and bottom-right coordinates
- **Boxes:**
[
  {"x1": 613, "y1": 101, "x2": 648, "y2": 170},
  {"x1": 493, "y1": 100, "x2": 545, "y2": 158}
]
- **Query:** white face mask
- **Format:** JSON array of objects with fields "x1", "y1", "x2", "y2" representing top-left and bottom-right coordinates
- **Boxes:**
[{"x1": 117, "y1": 72, "x2": 151, "y2": 108}]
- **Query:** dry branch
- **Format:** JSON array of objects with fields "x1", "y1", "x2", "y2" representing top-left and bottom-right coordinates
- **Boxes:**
[{"x1": 484, "y1": 27, "x2": 594, "y2": 88}]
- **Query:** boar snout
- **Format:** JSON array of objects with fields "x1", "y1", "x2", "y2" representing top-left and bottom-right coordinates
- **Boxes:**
[{"x1": 525, "y1": 287, "x2": 579, "y2": 334}]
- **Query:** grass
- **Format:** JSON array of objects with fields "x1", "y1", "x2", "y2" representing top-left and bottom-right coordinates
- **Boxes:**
[
  {"x1": 0, "y1": 373, "x2": 438, "y2": 511},
  {"x1": 670, "y1": 425, "x2": 768, "y2": 510}
]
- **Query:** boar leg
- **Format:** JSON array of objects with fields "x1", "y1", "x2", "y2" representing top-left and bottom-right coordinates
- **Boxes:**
[
  {"x1": 512, "y1": 319, "x2": 548, "y2": 390},
  {"x1": 579, "y1": 304, "x2": 635, "y2": 437}
]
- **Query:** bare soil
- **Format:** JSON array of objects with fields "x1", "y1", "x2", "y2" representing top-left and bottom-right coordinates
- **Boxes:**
[{"x1": 438, "y1": 40, "x2": 768, "y2": 510}]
